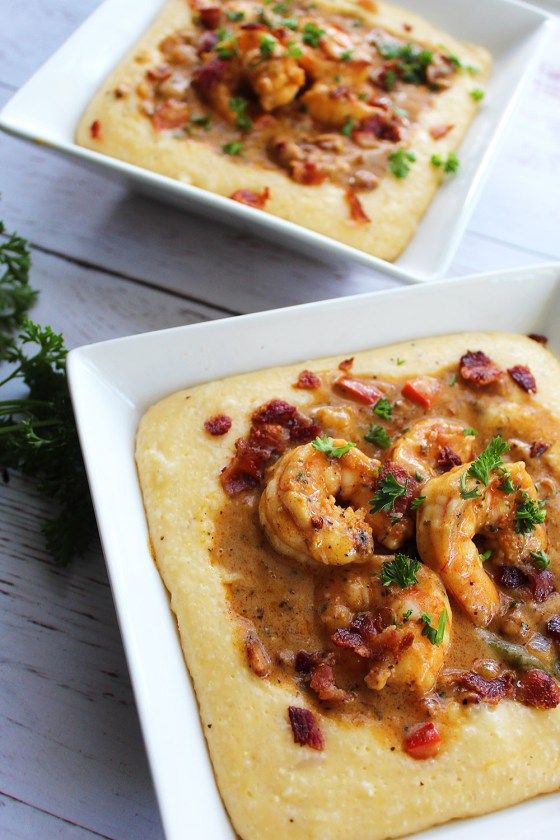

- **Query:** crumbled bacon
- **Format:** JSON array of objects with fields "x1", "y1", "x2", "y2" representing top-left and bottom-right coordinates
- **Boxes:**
[
  {"x1": 437, "y1": 444, "x2": 462, "y2": 471},
  {"x1": 546, "y1": 615, "x2": 560, "y2": 643},
  {"x1": 309, "y1": 663, "x2": 350, "y2": 702},
  {"x1": 290, "y1": 160, "x2": 327, "y2": 185},
  {"x1": 241, "y1": 619, "x2": 272, "y2": 677},
  {"x1": 335, "y1": 376, "x2": 382, "y2": 405},
  {"x1": 529, "y1": 440, "x2": 549, "y2": 459},
  {"x1": 197, "y1": 31, "x2": 218, "y2": 55},
  {"x1": 365, "y1": 627, "x2": 413, "y2": 665},
  {"x1": 356, "y1": 112, "x2": 401, "y2": 143},
  {"x1": 528, "y1": 333, "x2": 548, "y2": 345},
  {"x1": 526, "y1": 568, "x2": 555, "y2": 603},
  {"x1": 332, "y1": 610, "x2": 393, "y2": 658},
  {"x1": 401, "y1": 377, "x2": 440, "y2": 409},
  {"x1": 204, "y1": 414, "x2": 232, "y2": 436},
  {"x1": 146, "y1": 64, "x2": 173, "y2": 81},
  {"x1": 230, "y1": 187, "x2": 270, "y2": 209},
  {"x1": 508, "y1": 365, "x2": 537, "y2": 394},
  {"x1": 198, "y1": 5, "x2": 221, "y2": 29},
  {"x1": 515, "y1": 669, "x2": 560, "y2": 709},
  {"x1": 494, "y1": 565, "x2": 528, "y2": 591},
  {"x1": 89, "y1": 120, "x2": 102, "y2": 140},
  {"x1": 193, "y1": 57, "x2": 227, "y2": 94},
  {"x1": 345, "y1": 188, "x2": 370, "y2": 224},
  {"x1": 403, "y1": 722, "x2": 441, "y2": 759},
  {"x1": 293, "y1": 369, "x2": 321, "y2": 390},
  {"x1": 152, "y1": 99, "x2": 190, "y2": 130},
  {"x1": 338, "y1": 357, "x2": 354, "y2": 372},
  {"x1": 288, "y1": 706, "x2": 324, "y2": 750},
  {"x1": 376, "y1": 462, "x2": 419, "y2": 516},
  {"x1": 220, "y1": 399, "x2": 319, "y2": 494},
  {"x1": 429, "y1": 123, "x2": 454, "y2": 140},
  {"x1": 294, "y1": 650, "x2": 323, "y2": 673},
  {"x1": 459, "y1": 350, "x2": 503, "y2": 387},
  {"x1": 450, "y1": 671, "x2": 513, "y2": 704},
  {"x1": 403, "y1": 22, "x2": 413, "y2": 31}
]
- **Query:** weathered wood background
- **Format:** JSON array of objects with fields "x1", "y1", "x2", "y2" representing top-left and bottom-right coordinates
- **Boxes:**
[{"x1": 1, "y1": 1, "x2": 559, "y2": 836}]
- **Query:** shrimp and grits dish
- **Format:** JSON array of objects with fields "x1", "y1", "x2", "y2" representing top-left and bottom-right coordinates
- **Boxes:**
[
  {"x1": 77, "y1": 0, "x2": 490, "y2": 261},
  {"x1": 136, "y1": 331, "x2": 560, "y2": 840}
]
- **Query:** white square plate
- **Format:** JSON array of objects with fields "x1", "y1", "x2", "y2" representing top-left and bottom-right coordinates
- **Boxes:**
[
  {"x1": 0, "y1": 0, "x2": 552, "y2": 283},
  {"x1": 68, "y1": 263, "x2": 560, "y2": 840}
]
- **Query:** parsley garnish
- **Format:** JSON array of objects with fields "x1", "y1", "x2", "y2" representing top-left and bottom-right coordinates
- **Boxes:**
[
  {"x1": 431, "y1": 152, "x2": 460, "y2": 174},
  {"x1": 421, "y1": 610, "x2": 447, "y2": 645},
  {"x1": 515, "y1": 492, "x2": 546, "y2": 534},
  {"x1": 410, "y1": 495, "x2": 426, "y2": 510},
  {"x1": 226, "y1": 9, "x2": 244, "y2": 21},
  {"x1": 302, "y1": 22, "x2": 325, "y2": 47},
  {"x1": 190, "y1": 114, "x2": 211, "y2": 130},
  {"x1": 396, "y1": 357, "x2": 406, "y2": 366},
  {"x1": 0, "y1": 222, "x2": 36, "y2": 354},
  {"x1": 370, "y1": 473, "x2": 407, "y2": 513},
  {"x1": 373, "y1": 396, "x2": 392, "y2": 420},
  {"x1": 287, "y1": 41, "x2": 303, "y2": 57},
  {"x1": 272, "y1": 1, "x2": 289, "y2": 12},
  {"x1": 381, "y1": 553, "x2": 420, "y2": 588},
  {"x1": 312, "y1": 435, "x2": 356, "y2": 458},
  {"x1": 341, "y1": 117, "x2": 355, "y2": 137},
  {"x1": 530, "y1": 550, "x2": 550, "y2": 569},
  {"x1": 340, "y1": 49, "x2": 353, "y2": 61},
  {"x1": 229, "y1": 96, "x2": 252, "y2": 131},
  {"x1": 449, "y1": 372, "x2": 457, "y2": 386},
  {"x1": 402, "y1": 609, "x2": 413, "y2": 623},
  {"x1": 480, "y1": 549, "x2": 493, "y2": 561},
  {"x1": 222, "y1": 141, "x2": 243, "y2": 155},
  {"x1": 214, "y1": 30, "x2": 238, "y2": 60},
  {"x1": 459, "y1": 470, "x2": 480, "y2": 499},
  {"x1": 364, "y1": 424, "x2": 390, "y2": 449},
  {"x1": 260, "y1": 34, "x2": 277, "y2": 57},
  {"x1": 462, "y1": 427, "x2": 477, "y2": 436},
  {"x1": 388, "y1": 148, "x2": 416, "y2": 179},
  {"x1": 467, "y1": 435, "x2": 509, "y2": 485},
  {"x1": 376, "y1": 41, "x2": 433, "y2": 85},
  {"x1": 498, "y1": 468, "x2": 516, "y2": 494},
  {"x1": 470, "y1": 87, "x2": 485, "y2": 102}
]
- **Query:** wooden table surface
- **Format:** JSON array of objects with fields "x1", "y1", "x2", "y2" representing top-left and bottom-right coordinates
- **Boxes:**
[{"x1": 1, "y1": 2, "x2": 560, "y2": 837}]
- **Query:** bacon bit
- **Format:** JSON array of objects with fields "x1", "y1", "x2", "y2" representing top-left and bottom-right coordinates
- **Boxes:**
[
  {"x1": 459, "y1": 350, "x2": 503, "y2": 387},
  {"x1": 309, "y1": 663, "x2": 350, "y2": 702},
  {"x1": 530, "y1": 440, "x2": 550, "y2": 458},
  {"x1": 365, "y1": 628, "x2": 413, "y2": 667},
  {"x1": 338, "y1": 357, "x2": 354, "y2": 372},
  {"x1": 220, "y1": 399, "x2": 319, "y2": 494},
  {"x1": 451, "y1": 671, "x2": 513, "y2": 704},
  {"x1": 345, "y1": 188, "x2": 370, "y2": 224},
  {"x1": 508, "y1": 365, "x2": 537, "y2": 394},
  {"x1": 494, "y1": 565, "x2": 528, "y2": 591},
  {"x1": 401, "y1": 377, "x2": 440, "y2": 409},
  {"x1": 403, "y1": 722, "x2": 441, "y2": 760},
  {"x1": 197, "y1": 31, "x2": 218, "y2": 55},
  {"x1": 332, "y1": 627, "x2": 371, "y2": 658},
  {"x1": 377, "y1": 462, "x2": 419, "y2": 516},
  {"x1": 437, "y1": 444, "x2": 462, "y2": 471},
  {"x1": 332, "y1": 610, "x2": 392, "y2": 658},
  {"x1": 356, "y1": 112, "x2": 401, "y2": 143},
  {"x1": 240, "y1": 21, "x2": 268, "y2": 31},
  {"x1": 204, "y1": 414, "x2": 232, "y2": 436},
  {"x1": 288, "y1": 706, "x2": 324, "y2": 750},
  {"x1": 146, "y1": 64, "x2": 173, "y2": 81},
  {"x1": 335, "y1": 376, "x2": 382, "y2": 405},
  {"x1": 429, "y1": 123, "x2": 454, "y2": 140},
  {"x1": 193, "y1": 57, "x2": 227, "y2": 95},
  {"x1": 294, "y1": 650, "x2": 323, "y2": 673},
  {"x1": 152, "y1": 99, "x2": 190, "y2": 130},
  {"x1": 198, "y1": 6, "x2": 221, "y2": 29},
  {"x1": 526, "y1": 568, "x2": 555, "y2": 603},
  {"x1": 528, "y1": 333, "x2": 548, "y2": 345},
  {"x1": 294, "y1": 369, "x2": 321, "y2": 390},
  {"x1": 403, "y1": 22, "x2": 413, "y2": 32},
  {"x1": 515, "y1": 669, "x2": 560, "y2": 709},
  {"x1": 290, "y1": 160, "x2": 327, "y2": 186},
  {"x1": 310, "y1": 514, "x2": 324, "y2": 529},
  {"x1": 240, "y1": 618, "x2": 272, "y2": 677},
  {"x1": 546, "y1": 615, "x2": 560, "y2": 643},
  {"x1": 230, "y1": 187, "x2": 270, "y2": 210},
  {"x1": 89, "y1": 120, "x2": 102, "y2": 140}
]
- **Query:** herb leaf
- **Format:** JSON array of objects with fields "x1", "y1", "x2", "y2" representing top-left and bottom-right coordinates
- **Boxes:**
[
  {"x1": 515, "y1": 491, "x2": 546, "y2": 534},
  {"x1": 222, "y1": 141, "x2": 243, "y2": 155},
  {"x1": 0, "y1": 223, "x2": 36, "y2": 357},
  {"x1": 462, "y1": 427, "x2": 477, "y2": 436},
  {"x1": 302, "y1": 22, "x2": 325, "y2": 47},
  {"x1": 389, "y1": 148, "x2": 416, "y2": 179},
  {"x1": 364, "y1": 424, "x2": 390, "y2": 449},
  {"x1": 372, "y1": 396, "x2": 392, "y2": 420},
  {"x1": 229, "y1": 96, "x2": 252, "y2": 130},
  {"x1": 381, "y1": 553, "x2": 420, "y2": 588},
  {"x1": 312, "y1": 435, "x2": 356, "y2": 458},
  {"x1": 467, "y1": 435, "x2": 509, "y2": 485},
  {"x1": 459, "y1": 470, "x2": 480, "y2": 499},
  {"x1": 421, "y1": 610, "x2": 447, "y2": 645},
  {"x1": 530, "y1": 550, "x2": 550, "y2": 569},
  {"x1": 370, "y1": 473, "x2": 407, "y2": 513},
  {"x1": 410, "y1": 495, "x2": 426, "y2": 510}
]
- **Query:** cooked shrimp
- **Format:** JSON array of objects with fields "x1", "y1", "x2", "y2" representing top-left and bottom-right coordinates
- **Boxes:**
[
  {"x1": 389, "y1": 418, "x2": 476, "y2": 479},
  {"x1": 320, "y1": 560, "x2": 451, "y2": 694},
  {"x1": 259, "y1": 440, "x2": 380, "y2": 566},
  {"x1": 301, "y1": 83, "x2": 374, "y2": 128},
  {"x1": 417, "y1": 461, "x2": 547, "y2": 627},
  {"x1": 237, "y1": 29, "x2": 305, "y2": 111}
]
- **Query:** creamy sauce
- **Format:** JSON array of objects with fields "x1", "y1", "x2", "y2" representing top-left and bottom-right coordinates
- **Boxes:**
[{"x1": 211, "y1": 362, "x2": 560, "y2": 740}]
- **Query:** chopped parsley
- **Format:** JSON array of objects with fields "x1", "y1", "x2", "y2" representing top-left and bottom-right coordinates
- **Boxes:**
[
  {"x1": 214, "y1": 30, "x2": 238, "y2": 59},
  {"x1": 376, "y1": 41, "x2": 433, "y2": 85},
  {"x1": 396, "y1": 357, "x2": 406, "y2": 366},
  {"x1": 467, "y1": 435, "x2": 509, "y2": 485},
  {"x1": 498, "y1": 468, "x2": 516, "y2": 494},
  {"x1": 410, "y1": 495, "x2": 426, "y2": 510},
  {"x1": 388, "y1": 148, "x2": 416, "y2": 179},
  {"x1": 340, "y1": 49, "x2": 353, "y2": 61},
  {"x1": 459, "y1": 470, "x2": 480, "y2": 499},
  {"x1": 449, "y1": 372, "x2": 457, "y2": 386},
  {"x1": 370, "y1": 473, "x2": 407, "y2": 513},
  {"x1": 222, "y1": 141, "x2": 243, "y2": 155},
  {"x1": 470, "y1": 87, "x2": 485, "y2": 102},
  {"x1": 312, "y1": 435, "x2": 356, "y2": 458},
  {"x1": 462, "y1": 427, "x2": 477, "y2": 436},
  {"x1": 190, "y1": 114, "x2": 211, "y2": 130},
  {"x1": 402, "y1": 609, "x2": 413, "y2": 623},
  {"x1": 260, "y1": 34, "x2": 277, "y2": 57},
  {"x1": 421, "y1": 610, "x2": 448, "y2": 646},
  {"x1": 381, "y1": 553, "x2": 420, "y2": 588},
  {"x1": 364, "y1": 424, "x2": 391, "y2": 449},
  {"x1": 287, "y1": 41, "x2": 303, "y2": 57},
  {"x1": 229, "y1": 97, "x2": 252, "y2": 131},
  {"x1": 372, "y1": 396, "x2": 392, "y2": 420},
  {"x1": 431, "y1": 152, "x2": 460, "y2": 174},
  {"x1": 480, "y1": 549, "x2": 493, "y2": 561},
  {"x1": 341, "y1": 116, "x2": 356, "y2": 137},
  {"x1": 226, "y1": 9, "x2": 245, "y2": 21},
  {"x1": 515, "y1": 491, "x2": 546, "y2": 534},
  {"x1": 302, "y1": 22, "x2": 325, "y2": 47},
  {"x1": 281, "y1": 18, "x2": 299, "y2": 30},
  {"x1": 530, "y1": 550, "x2": 550, "y2": 570},
  {"x1": 272, "y1": 1, "x2": 289, "y2": 12}
]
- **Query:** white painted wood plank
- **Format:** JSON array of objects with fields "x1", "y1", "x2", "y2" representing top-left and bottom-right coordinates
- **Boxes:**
[{"x1": 0, "y1": 794, "x2": 104, "y2": 839}]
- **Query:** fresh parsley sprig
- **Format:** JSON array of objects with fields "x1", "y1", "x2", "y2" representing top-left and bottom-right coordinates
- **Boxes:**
[
  {"x1": 312, "y1": 435, "x2": 356, "y2": 458},
  {"x1": 364, "y1": 424, "x2": 390, "y2": 449},
  {"x1": 515, "y1": 491, "x2": 546, "y2": 534},
  {"x1": 468, "y1": 435, "x2": 509, "y2": 485},
  {"x1": 370, "y1": 472, "x2": 407, "y2": 513},
  {"x1": 0, "y1": 223, "x2": 36, "y2": 356},
  {"x1": 372, "y1": 396, "x2": 392, "y2": 420},
  {"x1": 381, "y1": 553, "x2": 420, "y2": 588},
  {"x1": 421, "y1": 609, "x2": 447, "y2": 645}
]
